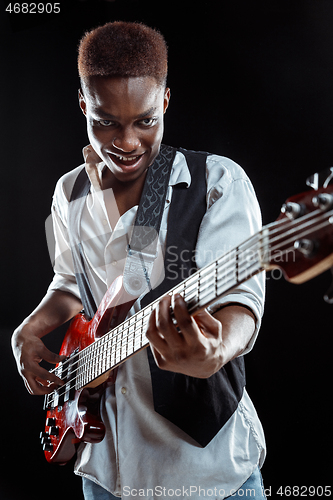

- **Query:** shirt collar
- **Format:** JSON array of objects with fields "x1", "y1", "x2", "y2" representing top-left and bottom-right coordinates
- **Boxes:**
[
  {"x1": 169, "y1": 150, "x2": 191, "y2": 187},
  {"x1": 82, "y1": 145, "x2": 191, "y2": 190}
]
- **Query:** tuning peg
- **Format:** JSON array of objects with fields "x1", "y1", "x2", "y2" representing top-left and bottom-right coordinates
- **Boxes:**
[
  {"x1": 294, "y1": 238, "x2": 316, "y2": 257},
  {"x1": 312, "y1": 193, "x2": 333, "y2": 210},
  {"x1": 281, "y1": 202, "x2": 303, "y2": 220},
  {"x1": 306, "y1": 167, "x2": 333, "y2": 190},
  {"x1": 324, "y1": 267, "x2": 333, "y2": 304}
]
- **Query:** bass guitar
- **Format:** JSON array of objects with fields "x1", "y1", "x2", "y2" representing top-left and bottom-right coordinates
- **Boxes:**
[{"x1": 40, "y1": 170, "x2": 333, "y2": 465}]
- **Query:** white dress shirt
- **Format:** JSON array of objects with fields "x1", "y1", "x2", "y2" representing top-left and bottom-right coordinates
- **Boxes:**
[{"x1": 48, "y1": 149, "x2": 266, "y2": 499}]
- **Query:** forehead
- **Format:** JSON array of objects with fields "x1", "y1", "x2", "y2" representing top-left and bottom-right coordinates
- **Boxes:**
[{"x1": 83, "y1": 76, "x2": 165, "y2": 113}]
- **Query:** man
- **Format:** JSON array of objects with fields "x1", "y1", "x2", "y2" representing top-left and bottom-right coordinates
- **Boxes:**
[{"x1": 12, "y1": 22, "x2": 266, "y2": 499}]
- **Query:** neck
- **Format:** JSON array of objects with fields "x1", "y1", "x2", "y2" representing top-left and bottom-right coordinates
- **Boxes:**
[{"x1": 102, "y1": 167, "x2": 148, "y2": 217}]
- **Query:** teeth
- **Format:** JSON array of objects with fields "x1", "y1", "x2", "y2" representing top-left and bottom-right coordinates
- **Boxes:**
[{"x1": 114, "y1": 154, "x2": 139, "y2": 162}]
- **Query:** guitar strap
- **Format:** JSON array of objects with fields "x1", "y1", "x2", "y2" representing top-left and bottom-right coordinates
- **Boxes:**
[
  {"x1": 122, "y1": 145, "x2": 177, "y2": 297},
  {"x1": 68, "y1": 167, "x2": 97, "y2": 319}
]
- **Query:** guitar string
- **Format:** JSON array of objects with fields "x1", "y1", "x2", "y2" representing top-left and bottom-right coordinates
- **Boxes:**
[
  {"x1": 47, "y1": 228, "x2": 267, "y2": 378},
  {"x1": 45, "y1": 208, "x2": 333, "y2": 405},
  {"x1": 268, "y1": 210, "x2": 333, "y2": 254},
  {"x1": 49, "y1": 210, "x2": 319, "y2": 379},
  {"x1": 47, "y1": 225, "x2": 267, "y2": 391},
  {"x1": 46, "y1": 208, "x2": 332, "y2": 404},
  {"x1": 49, "y1": 217, "x2": 292, "y2": 379},
  {"x1": 46, "y1": 208, "x2": 332, "y2": 406},
  {"x1": 46, "y1": 252, "x2": 257, "y2": 404}
]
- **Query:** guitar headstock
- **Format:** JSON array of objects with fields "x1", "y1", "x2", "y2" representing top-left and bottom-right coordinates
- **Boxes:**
[{"x1": 266, "y1": 171, "x2": 333, "y2": 301}]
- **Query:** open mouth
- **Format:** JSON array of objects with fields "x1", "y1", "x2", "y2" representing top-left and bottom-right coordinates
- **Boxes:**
[{"x1": 108, "y1": 152, "x2": 145, "y2": 169}]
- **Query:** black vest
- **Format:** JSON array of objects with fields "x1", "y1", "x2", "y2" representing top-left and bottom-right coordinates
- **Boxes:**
[{"x1": 69, "y1": 146, "x2": 246, "y2": 447}]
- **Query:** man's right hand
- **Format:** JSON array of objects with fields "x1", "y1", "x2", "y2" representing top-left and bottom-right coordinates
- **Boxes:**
[
  {"x1": 12, "y1": 325, "x2": 65, "y2": 395},
  {"x1": 11, "y1": 289, "x2": 83, "y2": 395}
]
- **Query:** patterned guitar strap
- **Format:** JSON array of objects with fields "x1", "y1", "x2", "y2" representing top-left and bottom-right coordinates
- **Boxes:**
[{"x1": 123, "y1": 144, "x2": 176, "y2": 297}]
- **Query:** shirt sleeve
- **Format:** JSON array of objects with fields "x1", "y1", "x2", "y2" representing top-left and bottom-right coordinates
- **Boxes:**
[{"x1": 195, "y1": 155, "x2": 265, "y2": 355}]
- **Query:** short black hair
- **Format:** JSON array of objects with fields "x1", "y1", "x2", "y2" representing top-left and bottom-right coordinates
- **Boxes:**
[{"x1": 78, "y1": 21, "x2": 168, "y2": 87}]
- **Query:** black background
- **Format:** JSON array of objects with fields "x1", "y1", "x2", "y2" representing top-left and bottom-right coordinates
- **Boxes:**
[{"x1": 1, "y1": 1, "x2": 332, "y2": 499}]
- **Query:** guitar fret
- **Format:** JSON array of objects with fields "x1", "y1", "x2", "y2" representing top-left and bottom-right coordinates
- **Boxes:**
[
  {"x1": 101, "y1": 340, "x2": 107, "y2": 375},
  {"x1": 121, "y1": 328, "x2": 128, "y2": 359},
  {"x1": 96, "y1": 344, "x2": 101, "y2": 378},
  {"x1": 88, "y1": 347, "x2": 94, "y2": 380},
  {"x1": 106, "y1": 338, "x2": 111, "y2": 369},
  {"x1": 238, "y1": 260, "x2": 262, "y2": 283}
]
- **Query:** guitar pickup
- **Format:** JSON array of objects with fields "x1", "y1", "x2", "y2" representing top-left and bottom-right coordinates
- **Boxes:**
[
  {"x1": 62, "y1": 348, "x2": 79, "y2": 404},
  {"x1": 43, "y1": 389, "x2": 59, "y2": 410},
  {"x1": 43, "y1": 393, "x2": 52, "y2": 411}
]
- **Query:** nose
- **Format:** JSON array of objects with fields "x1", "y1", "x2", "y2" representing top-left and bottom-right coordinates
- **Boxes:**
[{"x1": 112, "y1": 127, "x2": 141, "y2": 153}]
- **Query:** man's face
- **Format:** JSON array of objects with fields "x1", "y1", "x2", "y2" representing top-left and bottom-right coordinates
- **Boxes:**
[{"x1": 79, "y1": 76, "x2": 170, "y2": 184}]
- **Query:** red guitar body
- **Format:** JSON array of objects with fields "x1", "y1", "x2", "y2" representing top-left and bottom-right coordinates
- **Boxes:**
[{"x1": 41, "y1": 276, "x2": 135, "y2": 465}]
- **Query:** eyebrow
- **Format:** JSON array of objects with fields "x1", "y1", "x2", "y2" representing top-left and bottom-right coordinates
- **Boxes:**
[{"x1": 93, "y1": 106, "x2": 157, "y2": 120}]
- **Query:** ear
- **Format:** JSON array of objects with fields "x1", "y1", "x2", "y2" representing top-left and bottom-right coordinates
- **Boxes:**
[
  {"x1": 78, "y1": 88, "x2": 87, "y2": 116},
  {"x1": 163, "y1": 87, "x2": 171, "y2": 114}
]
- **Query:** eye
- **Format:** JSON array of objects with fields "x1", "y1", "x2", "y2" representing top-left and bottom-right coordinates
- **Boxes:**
[
  {"x1": 138, "y1": 117, "x2": 157, "y2": 127},
  {"x1": 98, "y1": 119, "x2": 114, "y2": 127}
]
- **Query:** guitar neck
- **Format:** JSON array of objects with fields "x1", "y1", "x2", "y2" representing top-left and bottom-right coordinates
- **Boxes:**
[
  {"x1": 50, "y1": 190, "x2": 333, "y2": 394},
  {"x1": 75, "y1": 229, "x2": 268, "y2": 390}
]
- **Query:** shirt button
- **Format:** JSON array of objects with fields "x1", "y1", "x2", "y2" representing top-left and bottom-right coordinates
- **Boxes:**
[
  {"x1": 112, "y1": 261, "x2": 117, "y2": 266},
  {"x1": 121, "y1": 387, "x2": 127, "y2": 395},
  {"x1": 102, "y1": 219, "x2": 108, "y2": 225}
]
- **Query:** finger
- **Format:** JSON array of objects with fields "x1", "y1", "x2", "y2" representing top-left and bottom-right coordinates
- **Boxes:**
[
  {"x1": 146, "y1": 307, "x2": 168, "y2": 352},
  {"x1": 24, "y1": 375, "x2": 55, "y2": 396},
  {"x1": 172, "y1": 294, "x2": 192, "y2": 325},
  {"x1": 172, "y1": 294, "x2": 200, "y2": 344},
  {"x1": 24, "y1": 378, "x2": 35, "y2": 395},
  {"x1": 39, "y1": 344, "x2": 66, "y2": 365},
  {"x1": 22, "y1": 360, "x2": 64, "y2": 389},
  {"x1": 156, "y1": 295, "x2": 185, "y2": 346}
]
